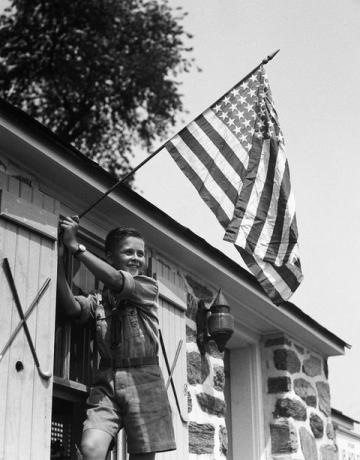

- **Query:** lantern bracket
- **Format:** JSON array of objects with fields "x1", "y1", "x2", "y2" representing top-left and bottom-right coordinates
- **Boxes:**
[{"x1": 196, "y1": 300, "x2": 210, "y2": 355}]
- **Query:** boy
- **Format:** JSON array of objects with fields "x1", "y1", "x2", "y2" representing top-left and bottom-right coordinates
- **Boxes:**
[{"x1": 57, "y1": 216, "x2": 176, "y2": 460}]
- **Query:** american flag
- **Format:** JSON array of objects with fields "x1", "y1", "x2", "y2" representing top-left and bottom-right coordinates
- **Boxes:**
[{"x1": 165, "y1": 65, "x2": 303, "y2": 305}]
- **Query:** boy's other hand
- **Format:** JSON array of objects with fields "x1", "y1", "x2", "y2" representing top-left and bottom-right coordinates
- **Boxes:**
[{"x1": 59, "y1": 215, "x2": 80, "y2": 253}]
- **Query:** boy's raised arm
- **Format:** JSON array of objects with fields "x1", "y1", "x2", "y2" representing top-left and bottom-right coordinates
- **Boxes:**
[
  {"x1": 57, "y1": 242, "x2": 82, "y2": 318},
  {"x1": 59, "y1": 216, "x2": 125, "y2": 292}
]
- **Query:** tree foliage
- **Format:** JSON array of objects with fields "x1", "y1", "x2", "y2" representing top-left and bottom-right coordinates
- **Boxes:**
[{"x1": 0, "y1": 0, "x2": 195, "y2": 180}]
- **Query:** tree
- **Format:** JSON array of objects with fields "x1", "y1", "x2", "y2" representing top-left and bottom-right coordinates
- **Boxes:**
[{"x1": 0, "y1": 0, "x2": 195, "y2": 181}]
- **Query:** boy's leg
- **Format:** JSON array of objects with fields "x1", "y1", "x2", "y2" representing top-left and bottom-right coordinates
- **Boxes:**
[
  {"x1": 81, "y1": 428, "x2": 113, "y2": 460},
  {"x1": 129, "y1": 454, "x2": 155, "y2": 460}
]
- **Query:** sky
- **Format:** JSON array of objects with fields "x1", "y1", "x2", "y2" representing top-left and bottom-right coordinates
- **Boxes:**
[
  {"x1": 133, "y1": 0, "x2": 360, "y2": 419},
  {"x1": 1, "y1": 0, "x2": 359, "y2": 419}
]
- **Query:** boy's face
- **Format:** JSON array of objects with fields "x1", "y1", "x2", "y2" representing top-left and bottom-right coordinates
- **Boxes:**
[{"x1": 107, "y1": 236, "x2": 145, "y2": 276}]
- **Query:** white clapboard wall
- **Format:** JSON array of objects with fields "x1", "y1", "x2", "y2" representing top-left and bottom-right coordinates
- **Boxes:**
[{"x1": 0, "y1": 171, "x2": 58, "y2": 460}]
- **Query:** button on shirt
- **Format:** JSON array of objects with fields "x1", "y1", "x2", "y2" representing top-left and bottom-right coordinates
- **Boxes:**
[{"x1": 75, "y1": 271, "x2": 159, "y2": 361}]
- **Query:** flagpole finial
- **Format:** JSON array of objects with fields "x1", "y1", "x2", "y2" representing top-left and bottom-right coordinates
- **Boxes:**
[{"x1": 262, "y1": 49, "x2": 280, "y2": 65}]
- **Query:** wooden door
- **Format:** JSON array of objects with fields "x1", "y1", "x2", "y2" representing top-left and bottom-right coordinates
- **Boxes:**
[
  {"x1": 157, "y1": 295, "x2": 188, "y2": 460},
  {"x1": 151, "y1": 255, "x2": 189, "y2": 460},
  {"x1": 0, "y1": 172, "x2": 58, "y2": 459}
]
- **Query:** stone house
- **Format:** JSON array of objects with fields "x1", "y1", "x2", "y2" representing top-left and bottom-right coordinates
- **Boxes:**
[{"x1": 0, "y1": 99, "x2": 349, "y2": 460}]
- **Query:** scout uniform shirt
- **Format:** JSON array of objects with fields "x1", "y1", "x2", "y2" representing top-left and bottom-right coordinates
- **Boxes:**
[{"x1": 75, "y1": 270, "x2": 159, "y2": 362}]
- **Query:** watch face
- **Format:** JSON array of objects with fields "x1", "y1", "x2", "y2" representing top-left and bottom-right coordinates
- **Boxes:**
[{"x1": 78, "y1": 244, "x2": 86, "y2": 252}]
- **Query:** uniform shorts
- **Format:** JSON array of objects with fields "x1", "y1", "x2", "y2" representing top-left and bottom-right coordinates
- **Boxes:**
[{"x1": 83, "y1": 364, "x2": 176, "y2": 454}]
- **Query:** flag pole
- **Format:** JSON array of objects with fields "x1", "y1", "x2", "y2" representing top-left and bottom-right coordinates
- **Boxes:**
[
  {"x1": 78, "y1": 49, "x2": 280, "y2": 219},
  {"x1": 78, "y1": 144, "x2": 164, "y2": 218}
]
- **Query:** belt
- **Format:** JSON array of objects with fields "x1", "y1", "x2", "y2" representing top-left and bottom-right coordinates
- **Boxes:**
[{"x1": 100, "y1": 356, "x2": 159, "y2": 369}]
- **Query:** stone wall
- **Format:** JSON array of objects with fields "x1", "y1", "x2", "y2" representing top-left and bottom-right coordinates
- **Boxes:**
[
  {"x1": 185, "y1": 275, "x2": 228, "y2": 459},
  {"x1": 262, "y1": 334, "x2": 338, "y2": 460}
]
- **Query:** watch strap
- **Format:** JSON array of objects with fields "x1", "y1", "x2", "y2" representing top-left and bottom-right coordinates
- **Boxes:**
[{"x1": 73, "y1": 244, "x2": 86, "y2": 258}]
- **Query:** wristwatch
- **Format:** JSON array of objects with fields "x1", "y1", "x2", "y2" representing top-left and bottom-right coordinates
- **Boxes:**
[{"x1": 73, "y1": 243, "x2": 86, "y2": 258}]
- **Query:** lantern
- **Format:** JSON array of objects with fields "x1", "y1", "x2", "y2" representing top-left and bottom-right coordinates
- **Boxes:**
[{"x1": 196, "y1": 289, "x2": 234, "y2": 354}]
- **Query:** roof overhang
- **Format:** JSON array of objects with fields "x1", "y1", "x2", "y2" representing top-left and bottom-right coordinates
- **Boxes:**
[{"x1": 0, "y1": 99, "x2": 349, "y2": 357}]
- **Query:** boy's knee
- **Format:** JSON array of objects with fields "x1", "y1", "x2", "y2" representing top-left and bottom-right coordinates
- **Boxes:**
[
  {"x1": 81, "y1": 439, "x2": 100, "y2": 458},
  {"x1": 81, "y1": 430, "x2": 111, "y2": 460},
  {"x1": 81, "y1": 441, "x2": 104, "y2": 459}
]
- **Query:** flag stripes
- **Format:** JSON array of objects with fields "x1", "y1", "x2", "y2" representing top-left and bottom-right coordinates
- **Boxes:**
[
  {"x1": 166, "y1": 64, "x2": 303, "y2": 305},
  {"x1": 224, "y1": 137, "x2": 269, "y2": 246},
  {"x1": 266, "y1": 161, "x2": 298, "y2": 266},
  {"x1": 238, "y1": 247, "x2": 295, "y2": 305},
  {"x1": 166, "y1": 109, "x2": 251, "y2": 225},
  {"x1": 251, "y1": 141, "x2": 285, "y2": 262},
  {"x1": 180, "y1": 124, "x2": 239, "y2": 204},
  {"x1": 243, "y1": 139, "x2": 281, "y2": 259},
  {"x1": 166, "y1": 139, "x2": 233, "y2": 226},
  {"x1": 262, "y1": 148, "x2": 289, "y2": 263},
  {"x1": 196, "y1": 112, "x2": 248, "y2": 179}
]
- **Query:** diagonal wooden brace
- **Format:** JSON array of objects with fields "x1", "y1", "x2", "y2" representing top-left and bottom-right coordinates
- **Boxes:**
[
  {"x1": 0, "y1": 276, "x2": 51, "y2": 362},
  {"x1": 165, "y1": 339, "x2": 183, "y2": 390},
  {"x1": 159, "y1": 329, "x2": 188, "y2": 424},
  {"x1": 2, "y1": 258, "x2": 52, "y2": 380}
]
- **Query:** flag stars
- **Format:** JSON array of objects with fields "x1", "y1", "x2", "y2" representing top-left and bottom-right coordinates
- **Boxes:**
[
  {"x1": 235, "y1": 110, "x2": 244, "y2": 119},
  {"x1": 213, "y1": 68, "x2": 284, "y2": 155}
]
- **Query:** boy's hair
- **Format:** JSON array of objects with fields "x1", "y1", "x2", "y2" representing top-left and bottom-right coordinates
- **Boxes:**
[{"x1": 105, "y1": 227, "x2": 144, "y2": 254}]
